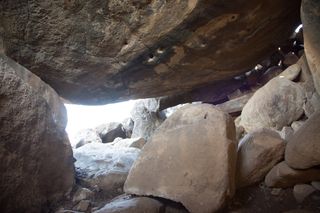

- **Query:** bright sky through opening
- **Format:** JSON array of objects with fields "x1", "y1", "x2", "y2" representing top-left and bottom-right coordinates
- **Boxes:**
[{"x1": 65, "y1": 100, "x2": 137, "y2": 141}]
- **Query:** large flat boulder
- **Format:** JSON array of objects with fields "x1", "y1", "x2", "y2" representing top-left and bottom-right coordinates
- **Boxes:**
[
  {"x1": 285, "y1": 111, "x2": 320, "y2": 169},
  {"x1": 0, "y1": 54, "x2": 74, "y2": 212},
  {"x1": 236, "y1": 129, "x2": 285, "y2": 188},
  {"x1": 124, "y1": 104, "x2": 237, "y2": 213},
  {"x1": 0, "y1": 0, "x2": 301, "y2": 104},
  {"x1": 240, "y1": 78, "x2": 305, "y2": 132}
]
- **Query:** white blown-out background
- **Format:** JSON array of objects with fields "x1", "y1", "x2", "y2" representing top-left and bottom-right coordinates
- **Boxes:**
[{"x1": 65, "y1": 100, "x2": 137, "y2": 145}]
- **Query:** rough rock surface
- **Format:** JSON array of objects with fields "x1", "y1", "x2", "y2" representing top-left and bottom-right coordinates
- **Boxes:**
[
  {"x1": 0, "y1": 54, "x2": 74, "y2": 212},
  {"x1": 125, "y1": 104, "x2": 237, "y2": 213},
  {"x1": 311, "y1": 181, "x2": 320, "y2": 191},
  {"x1": 72, "y1": 187, "x2": 94, "y2": 204},
  {"x1": 304, "y1": 92, "x2": 320, "y2": 118},
  {"x1": 0, "y1": 0, "x2": 301, "y2": 104},
  {"x1": 302, "y1": 0, "x2": 320, "y2": 95},
  {"x1": 74, "y1": 128, "x2": 102, "y2": 149},
  {"x1": 0, "y1": 54, "x2": 67, "y2": 128},
  {"x1": 122, "y1": 118, "x2": 134, "y2": 138},
  {"x1": 240, "y1": 78, "x2": 305, "y2": 132},
  {"x1": 95, "y1": 122, "x2": 126, "y2": 143},
  {"x1": 73, "y1": 143, "x2": 140, "y2": 197},
  {"x1": 265, "y1": 161, "x2": 320, "y2": 188},
  {"x1": 279, "y1": 126, "x2": 294, "y2": 141},
  {"x1": 278, "y1": 64, "x2": 301, "y2": 81},
  {"x1": 285, "y1": 111, "x2": 320, "y2": 169},
  {"x1": 236, "y1": 129, "x2": 285, "y2": 188},
  {"x1": 293, "y1": 184, "x2": 316, "y2": 203},
  {"x1": 291, "y1": 120, "x2": 305, "y2": 132},
  {"x1": 110, "y1": 138, "x2": 146, "y2": 149},
  {"x1": 131, "y1": 99, "x2": 164, "y2": 140},
  {"x1": 94, "y1": 196, "x2": 163, "y2": 213},
  {"x1": 73, "y1": 200, "x2": 90, "y2": 212}
]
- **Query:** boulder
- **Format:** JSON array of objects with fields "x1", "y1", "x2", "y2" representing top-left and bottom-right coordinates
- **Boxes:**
[
  {"x1": 93, "y1": 196, "x2": 163, "y2": 213},
  {"x1": 131, "y1": 99, "x2": 164, "y2": 140},
  {"x1": 265, "y1": 161, "x2": 320, "y2": 188},
  {"x1": 279, "y1": 126, "x2": 294, "y2": 141},
  {"x1": 236, "y1": 129, "x2": 285, "y2": 188},
  {"x1": 110, "y1": 138, "x2": 146, "y2": 149},
  {"x1": 73, "y1": 143, "x2": 140, "y2": 197},
  {"x1": 302, "y1": 0, "x2": 320, "y2": 95},
  {"x1": 216, "y1": 93, "x2": 253, "y2": 114},
  {"x1": 283, "y1": 52, "x2": 299, "y2": 67},
  {"x1": 72, "y1": 187, "x2": 94, "y2": 204},
  {"x1": 0, "y1": 0, "x2": 301, "y2": 104},
  {"x1": 0, "y1": 54, "x2": 74, "y2": 212},
  {"x1": 285, "y1": 111, "x2": 320, "y2": 169},
  {"x1": 74, "y1": 128, "x2": 102, "y2": 149},
  {"x1": 95, "y1": 122, "x2": 126, "y2": 143},
  {"x1": 122, "y1": 118, "x2": 134, "y2": 138},
  {"x1": 293, "y1": 184, "x2": 316, "y2": 203},
  {"x1": 73, "y1": 200, "x2": 90, "y2": 212},
  {"x1": 240, "y1": 78, "x2": 305, "y2": 132},
  {"x1": 278, "y1": 64, "x2": 301, "y2": 81},
  {"x1": 303, "y1": 92, "x2": 320, "y2": 118},
  {"x1": 125, "y1": 104, "x2": 237, "y2": 213},
  {"x1": 291, "y1": 120, "x2": 305, "y2": 132}
]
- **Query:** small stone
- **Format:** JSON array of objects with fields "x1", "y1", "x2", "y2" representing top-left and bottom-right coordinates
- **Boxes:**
[
  {"x1": 110, "y1": 137, "x2": 146, "y2": 149},
  {"x1": 74, "y1": 200, "x2": 90, "y2": 212},
  {"x1": 95, "y1": 122, "x2": 126, "y2": 143},
  {"x1": 291, "y1": 120, "x2": 305, "y2": 132},
  {"x1": 271, "y1": 188, "x2": 282, "y2": 196},
  {"x1": 72, "y1": 187, "x2": 94, "y2": 203},
  {"x1": 293, "y1": 184, "x2": 316, "y2": 203}
]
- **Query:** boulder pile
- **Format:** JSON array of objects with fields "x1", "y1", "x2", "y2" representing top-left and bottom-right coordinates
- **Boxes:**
[{"x1": 2, "y1": 0, "x2": 320, "y2": 213}]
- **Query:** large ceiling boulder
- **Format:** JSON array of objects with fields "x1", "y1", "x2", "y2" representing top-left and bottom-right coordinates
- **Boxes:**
[
  {"x1": 0, "y1": 54, "x2": 75, "y2": 212},
  {"x1": 0, "y1": 0, "x2": 301, "y2": 104}
]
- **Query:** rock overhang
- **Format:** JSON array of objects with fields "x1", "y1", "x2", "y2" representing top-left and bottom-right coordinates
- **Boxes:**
[{"x1": 0, "y1": 0, "x2": 302, "y2": 104}]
